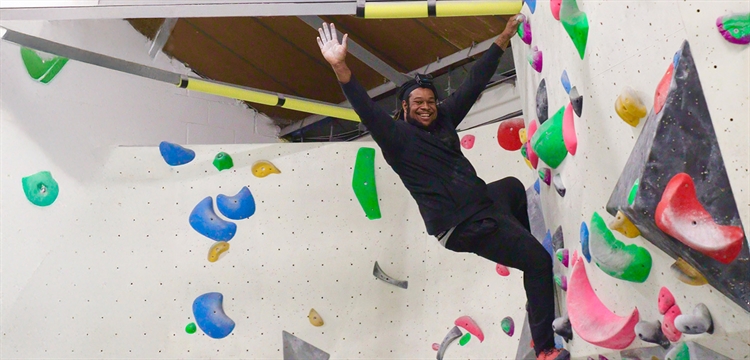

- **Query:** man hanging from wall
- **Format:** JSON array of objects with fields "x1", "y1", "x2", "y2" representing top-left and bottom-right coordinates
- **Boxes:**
[{"x1": 317, "y1": 16, "x2": 568, "y2": 360}]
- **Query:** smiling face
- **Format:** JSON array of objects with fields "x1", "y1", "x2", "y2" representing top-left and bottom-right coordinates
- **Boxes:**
[{"x1": 402, "y1": 87, "x2": 438, "y2": 127}]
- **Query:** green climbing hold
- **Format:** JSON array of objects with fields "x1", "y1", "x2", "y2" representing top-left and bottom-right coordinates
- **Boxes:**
[
  {"x1": 628, "y1": 178, "x2": 639, "y2": 205},
  {"x1": 22, "y1": 171, "x2": 59, "y2": 207},
  {"x1": 665, "y1": 342, "x2": 690, "y2": 360},
  {"x1": 352, "y1": 147, "x2": 381, "y2": 220},
  {"x1": 185, "y1": 322, "x2": 197, "y2": 334},
  {"x1": 590, "y1": 212, "x2": 652, "y2": 283},
  {"x1": 213, "y1": 152, "x2": 234, "y2": 171},
  {"x1": 20, "y1": 47, "x2": 69, "y2": 83},
  {"x1": 458, "y1": 332, "x2": 471, "y2": 346},
  {"x1": 560, "y1": 0, "x2": 589, "y2": 59},
  {"x1": 531, "y1": 106, "x2": 568, "y2": 168}
]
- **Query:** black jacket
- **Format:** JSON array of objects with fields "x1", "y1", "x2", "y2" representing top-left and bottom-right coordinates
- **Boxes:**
[{"x1": 341, "y1": 43, "x2": 504, "y2": 235}]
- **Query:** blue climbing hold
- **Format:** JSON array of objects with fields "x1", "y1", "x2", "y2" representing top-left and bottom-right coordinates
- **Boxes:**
[
  {"x1": 534, "y1": 179, "x2": 541, "y2": 194},
  {"x1": 673, "y1": 49, "x2": 681, "y2": 70},
  {"x1": 189, "y1": 196, "x2": 237, "y2": 241},
  {"x1": 526, "y1": 0, "x2": 537, "y2": 14},
  {"x1": 159, "y1": 141, "x2": 195, "y2": 166},
  {"x1": 580, "y1": 221, "x2": 591, "y2": 263},
  {"x1": 542, "y1": 230, "x2": 554, "y2": 258},
  {"x1": 192, "y1": 292, "x2": 235, "y2": 339},
  {"x1": 561, "y1": 70, "x2": 571, "y2": 94},
  {"x1": 216, "y1": 186, "x2": 256, "y2": 220}
]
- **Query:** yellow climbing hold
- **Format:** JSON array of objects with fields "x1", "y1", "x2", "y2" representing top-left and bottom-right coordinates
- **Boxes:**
[
  {"x1": 519, "y1": 128, "x2": 528, "y2": 144},
  {"x1": 208, "y1": 241, "x2": 230, "y2": 262},
  {"x1": 615, "y1": 87, "x2": 647, "y2": 127},
  {"x1": 671, "y1": 258, "x2": 708, "y2": 286},
  {"x1": 308, "y1": 308, "x2": 324, "y2": 327},
  {"x1": 609, "y1": 211, "x2": 641, "y2": 238},
  {"x1": 252, "y1": 160, "x2": 281, "y2": 178}
]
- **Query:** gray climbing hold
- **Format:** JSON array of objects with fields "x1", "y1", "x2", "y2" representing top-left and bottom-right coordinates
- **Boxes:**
[
  {"x1": 282, "y1": 331, "x2": 330, "y2": 360},
  {"x1": 674, "y1": 303, "x2": 713, "y2": 335},
  {"x1": 569, "y1": 86, "x2": 583, "y2": 117},
  {"x1": 536, "y1": 79, "x2": 549, "y2": 123},
  {"x1": 553, "y1": 173, "x2": 566, "y2": 197},
  {"x1": 552, "y1": 315, "x2": 573, "y2": 342},
  {"x1": 437, "y1": 326, "x2": 463, "y2": 360},
  {"x1": 552, "y1": 226, "x2": 565, "y2": 253},
  {"x1": 635, "y1": 320, "x2": 670, "y2": 349},
  {"x1": 373, "y1": 261, "x2": 408, "y2": 289}
]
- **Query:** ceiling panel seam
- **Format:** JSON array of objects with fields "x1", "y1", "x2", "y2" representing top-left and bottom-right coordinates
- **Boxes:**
[{"x1": 323, "y1": 16, "x2": 409, "y2": 72}]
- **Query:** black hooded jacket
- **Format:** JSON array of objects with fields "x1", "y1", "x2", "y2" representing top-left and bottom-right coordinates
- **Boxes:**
[{"x1": 340, "y1": 43, "x2": 504, "y2": 235}]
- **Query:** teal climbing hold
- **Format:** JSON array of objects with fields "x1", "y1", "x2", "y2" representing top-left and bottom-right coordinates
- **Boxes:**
[
  {"x1": 22, "y1": 171, "x2": 59, "y2": 206},
  {"x1": 531, "y1": 106, "x2": 568, "y2": 168},
  {"x1": 20, "y1": 47, "x2": 68, "y2": 83},
  {"x1": 560, "y1": 0, "x2": 589, "y2": 59},
  {"x1": 352, "y1": 147, "x2": 381, "y2": 220}
]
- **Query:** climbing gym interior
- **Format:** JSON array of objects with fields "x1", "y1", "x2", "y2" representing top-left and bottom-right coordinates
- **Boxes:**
[{"x1": 1, "y1": 1, "x2": 748, "y2": 359}]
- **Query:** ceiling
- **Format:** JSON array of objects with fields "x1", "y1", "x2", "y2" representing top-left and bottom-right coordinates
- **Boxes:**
[{"x1": 128, "y1": 15, "x2": 514, "y2": 140}]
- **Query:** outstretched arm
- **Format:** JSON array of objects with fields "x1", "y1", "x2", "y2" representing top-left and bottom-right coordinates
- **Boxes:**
[
  {"x1": 317, "y1": 22, "x2": 351, "y2": 84},
  {"x1": 441, "y1": 15, "x2": 521, "y2": 128}
]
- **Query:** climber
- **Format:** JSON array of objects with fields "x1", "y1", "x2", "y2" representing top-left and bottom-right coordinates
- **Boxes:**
[{"x1": 317, "y1": 17, "x2": 568, "y2": 360}]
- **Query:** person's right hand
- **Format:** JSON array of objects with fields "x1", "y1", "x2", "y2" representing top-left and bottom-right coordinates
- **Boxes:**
[{"x1": 317, "y1": 22, "x2": 349, "y2": 66}]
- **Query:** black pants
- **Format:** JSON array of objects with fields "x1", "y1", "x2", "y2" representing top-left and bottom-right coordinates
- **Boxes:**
[{"x1": 445, "y1": 177, "x2": 555, "y2": 356}]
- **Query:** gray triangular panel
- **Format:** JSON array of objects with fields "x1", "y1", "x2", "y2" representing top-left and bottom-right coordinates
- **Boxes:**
[{"x1": 282, "y1": 331, "x2": 330, "y2": 360}]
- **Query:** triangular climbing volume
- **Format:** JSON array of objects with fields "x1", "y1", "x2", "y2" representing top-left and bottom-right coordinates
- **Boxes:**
[
  {"x1": 606, "y1": 40, "x2": 749, "y2": 313},
  {"x1": 282, "y1": 331, "x2": 330, "y2": 360}
]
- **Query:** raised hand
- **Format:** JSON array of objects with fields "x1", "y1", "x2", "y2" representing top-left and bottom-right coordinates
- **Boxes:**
[{"x1": 317, "y1": 22, "x2": 349, "y2": 66}]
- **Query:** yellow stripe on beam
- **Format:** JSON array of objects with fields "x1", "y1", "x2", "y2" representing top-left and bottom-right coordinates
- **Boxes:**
[
  {"x1": 436, "y1": 0, "x2": 523, "y2": 17},
  {"x1": 364, "y1": 1, "x2": 428, "y2": 19},
  {"x1": 283, "y1": 98, "x2": 360, "y2": 122},
  {"x1": 185, "y1": 78, "x2": 279, "y2": 106}
]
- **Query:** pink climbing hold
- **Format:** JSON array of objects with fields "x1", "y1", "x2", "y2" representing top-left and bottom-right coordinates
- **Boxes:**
[
  {"x1": 497, "y1": 118, "x2": 526, "y2": 151},
  {"x1": 496, "y1": 263, "x2": 511, "y2": 276},
  {"x1": 551, "y1": 0, "x2": 562, "y2": 20},
  {"x1": 454, "y1": 316, "x2": 484, "y2": 342},
  {"x1": 662, "y1": 304, "x2": 683, "y2": 342},
  {"x1": 567, "y1": 251, "x2": 639, "y2": 349},
  {"x1": 658, "y1": 287, "x2": 676, "y2": 315},
  {"x1": 528, "y1": 46, "x2": 543, "y2": 73},
  {"x1": 432, "y1": 342, "x2": 440, "y2": 351},
  {"x1": 540, "y1": 168, "x2": 551, "y2": 186},
  {"x1": 526, "y1": 121, "x2": 540, "y2": 169},
  {"x1": 562, "y1": 102, "x2": 577, "y2": 155},
  {"x1": 655, "y1": 173, "x2": 744, "y2": 264},
  {"x1": 461, "y1": 134, "x2": 476, "y2": 150},
  {"x1": 654, "y1": 63, "x2": 674, "y2": 114}
]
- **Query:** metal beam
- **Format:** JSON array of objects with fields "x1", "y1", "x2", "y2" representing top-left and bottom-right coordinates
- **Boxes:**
[
  {"x1": 298, "y1": 15, "x2": 410, "y2": 86},
  {"x1": 148, "y1": 18, "x2": 179, "y2": 60},
  {"x1": 279, "y1": 36, "x2": 498, "y2": 136}
]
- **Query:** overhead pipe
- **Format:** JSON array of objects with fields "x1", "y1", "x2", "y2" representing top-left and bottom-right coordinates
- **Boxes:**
[{"x1": 356, "y1": 0, "x2": 523, "y2": 19}]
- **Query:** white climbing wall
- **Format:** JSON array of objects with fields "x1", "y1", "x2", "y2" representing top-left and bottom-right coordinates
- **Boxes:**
[{"x1": 511, "y1": 0, "x2": 750, "y2": 359}]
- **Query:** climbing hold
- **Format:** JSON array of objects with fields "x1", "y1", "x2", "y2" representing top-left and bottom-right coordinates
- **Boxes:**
[
  {"x1": 569, "y1": 87, "x2": 583, "y2": 117},
  {"x1": 308, "y1": 308, "x2": 324, "y2": 327},
  {"x1": 655, "y1": 173, "x2": 744, "y2": 264},
  {"x1": 560, "y1": 0, "x2": 589, "y2": 59},
  {"x1": 567, "y1": 251, "x2": 640, "y2": 349},
  {"x1": 552, "y1": 226, "x2": 565, "y2": 252},
  {"x1": 526, "y1": 0, "x2": 536, "y2": 13},
  {"x1": 674, "y1": 303, "x2": 713, "y2": 335},
  {"x1": 665, "y1": 342, "x2": 689, "y2": 360},
  {"x1": 189, "y1": 197, "x2": 237, "y2": 241},
  {"x1": 216, "y1": 186, "x2": 256, "y2": 220},
  {"x1": 501, "y1": 316, "x2": 515, "y2": 336},
  {"x1": 556, "y1": 249, "x2": 569, "y2": 267},
  {"x1": 517, "y1": 15, "x2": 532, "y2": 45},
  {"x1": 20, "y1": 47, "x2": 68, "y2": 83},
  {"x1": 589, "y1": 212, "x2": 652, "y2": 283},
  {"x1": 458, "y1": 332, "x2": 471, "y2": 346},
  {"x1": 670, "y1": 258, "x2": 707, "y2": 286},
  {"x1": 460, "y1": 134, "x2": 476, "y2": 149},
  {"x1": 437, "y1": 326, "x2": 462, "y2": 360},
  {"x1": 352, "y1": 147, "x2": 382, "y2": 220},
  {"x1": 531, "y1": 106, "x2": 568, "y2": 169},
  {"x1": 598, "y1": 356, "x2": 609, "y2": 360},
  {"x1": 192, "y1": 292, "x2": 235, "y2": 339},
  {"x1": 432, "y1": 343, "x2": 440, "y2": 351},
  {"x1": 716, "y1": 13, "x2": 750, "y2": 45},
  {"x1": 658, "y1": 287, "x2": 676, "y2": 315},
  {"x1": 252, "y1": 160, "x2": 281, "y2": 178},
  {"x1": 553, "y1": 173, "x2": 566, "y2": 197},
  {"x1": 526, "y1": 142, "x2": 540, "y2": 169},
  {"x1": 533, "y1": 178, "x2": 541, "y2": 194},
  {"x1": 542, "y1": 230, "x2": 554, "y2": 258},
  {"x1": 560, "y1": 70, "x2": 571, "y2": 94},
  {"x1": 528, "y1": 46, "x2": 543, "y2": 73},
  {"x1": 212, "y1": 152, "x2": 233, "y2": 171},
  {"x1": 454, "y1": 315, "x2": 484, "y2": 342},
  {"x1": 580, "y1": 222, "x2": 591, "y2": 263},
  {"x1": 22, "y1": 171, "x2": 59, "y2": 207},
  {"x1": 551, "y1": 0, "x2": 562, "y2": 20},
  {"x1": 373, "y1": 261, "x2": 407, "y2": 289},
  {"x1": 628, "y1": 179, "x2": 639, "y2": 206},
  {"x1": 207, "y1": 241, "x2": 230, "y2": 262},
  {"x1": 609, "y1": 211, "x2": 641, "y2": 238},
  {"x1": 496, "y1": 263, "x2": 511, "y2": 276},
  {"x1": 185, "y1": 322, "x2": 197, "y2": 334},
  {"x1": 562, "y1": 102, "x2": 577, "y2": 155},
  {"x1": 536, "y1": 79, "x2": 549, "y2": 124},
  {"x1": 496, "y1": 118, "x2": 525, "y2": 151},
  {"x1": 538, "y1": 168, "x2": 551, "y2": 186},
  {"x1": 635, "y1": 320, "x2": 670, "y2": 349},
  {"x1": 554, "y1": 274, "x2": 568, "y2": 291},
  {"x1": 552, "y1": 315, "x2": 573, "y2": 342},
  {"x1": 653, "y1": 63, "x2": 673, "y2": 114},
  {"x1": 662, "y1": 304, "x2": 683, "y2": 342},
  {"x1": 519, "y1": 128, "x2": 528, "y2": 144},
  {"x1": 159, "y1": 141, "x2": 195, "y2": 166},
  {"x1": 282, "y1": 330, "x2": 330, "y2": 360},
  {"x1": 615, "y1": 87, "x2": 647, "y2": 127}
]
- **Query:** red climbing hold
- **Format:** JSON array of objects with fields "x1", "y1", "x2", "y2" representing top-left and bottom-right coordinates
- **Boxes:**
[
  {"x1": 662, "y1": 304, "x2": 683, "y2": 342},
  {"x1": 658, "y1": 287, "x2": 675, "y2": 315},
  {"x1": 653, "y1": 63, "x2": 673, "y2": 114},
  {"x1": 496, "y1": 263, "x2": 511, "y2": 276},
  {"x1": 655, "y1": 173, "x2": 744, "y2": 264},
  {"x1": 497, "y1": 118, "x2": 526, "y2": 151},
  {"x1": 461, "y1": 134, "x2": 476, "y2": 150},
  {"x1": 454, "y1": 316, "x2": 484, "y2": 342}
]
